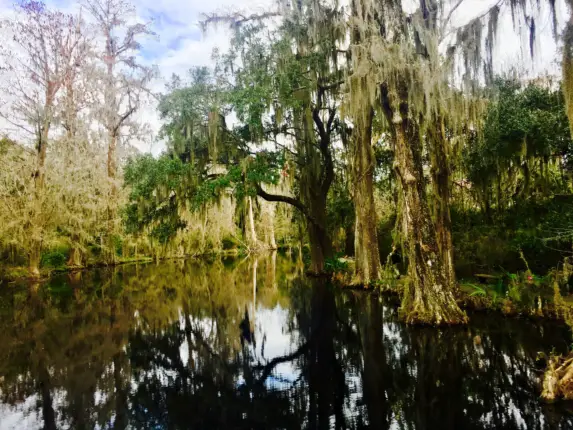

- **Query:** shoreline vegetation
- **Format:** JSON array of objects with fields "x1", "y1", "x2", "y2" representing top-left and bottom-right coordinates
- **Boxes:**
[{"x1": 5, "y1": 250, "x2": 573, "y2": 324}]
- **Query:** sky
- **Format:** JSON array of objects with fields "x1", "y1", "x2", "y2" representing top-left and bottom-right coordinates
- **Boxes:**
[{"x1": 0, "y1": 0, "x2": 567, "y2": 154}]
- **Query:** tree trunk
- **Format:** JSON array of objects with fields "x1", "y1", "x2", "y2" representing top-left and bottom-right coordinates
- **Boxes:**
[
  {"x1": 247, "y1": 196, "x2": 259, "y2": 249},
  {"x1": 105, "y1": 130, "x2": 118, "y2": 264},
  {"x1": 67, "y1": 242, "x2": 83, "y2": 267},
  {"x1": 429, "y1": 120, "x2": 456, "y2": 291},
  {"x1": 29, "y1": 122, "x2": 50, "y2": 278},
  {"x1": 35, "y1": 123, "x2": 49, "y2": 189},
  {"x1": 268, "y1": 204, "x2": 277, "y2": 249},
  {"x1": 344, "y1": 223, "x2": 354, "y2": 256},
  {"x1": 352, "y1": 102, "x2": 381, "y2": 285},
  {"x1": 389, "y1": 95, "x2": 467, "y2": 325},
  {"x1": 29, "y1": 241, "x2": 42, "y2": 278},
  {"x1": 307, "y1": 195, "x2": 332, "y2": 274},
  {"x1": 105, "y1": 33, "x2": 118, "y2": 265}
]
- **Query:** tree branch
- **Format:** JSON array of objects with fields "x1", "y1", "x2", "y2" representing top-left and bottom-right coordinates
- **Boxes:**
[{"x1": 255, "y1": 183, "x2": 318, "y2": 227}]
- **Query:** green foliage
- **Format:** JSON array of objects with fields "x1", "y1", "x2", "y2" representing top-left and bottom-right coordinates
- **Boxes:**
[
  {"x1": 112, "y1": 235, "x2": 123, "y2": 257},
  {"x1": 452, "y1": 199, "x2": 573, "y2": 277},
  {"x1": 221, "y1": 236, "x2": 239, "y2": 250},
  {"x1": 464, "y1": 78, "x2": 572, "y2": 212},
  {"x1": 468, "y1": 284, "x2": 487, "y2": 297},
  {"x1": 123, "y1": 154, "x2": 190, "y2": 244},
  {"x1": 41, "y1": 251, "x2": 67, "y2": 268},
  {"x1": 324, "y1": 255, "x2": 349, "y2": 273}
]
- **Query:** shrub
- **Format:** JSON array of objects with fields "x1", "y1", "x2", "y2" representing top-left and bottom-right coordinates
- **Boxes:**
[{"x1": 41, "y1": 251, "x2": 67, "y2": 268}]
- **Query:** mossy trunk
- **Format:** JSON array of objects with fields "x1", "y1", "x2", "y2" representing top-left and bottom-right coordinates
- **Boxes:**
[
  {"x1": 106, "y1": 130, "x2": 118, "y2": 265},
  {"x1": 351, "y1": 100, "x2": 381, "y2": 285},
  {"x1": 391, "y1": 98, "x2": 467, "y2": 325},
  {"x1": 29, "y1": 120, "x2": 50, "y2": 278},
  {"x1": 562, "y1": 1, "x2": 573, "y2": 138},
  {"x1": 29, "y1": 241, "x2": 41, "y2": 278},
  {"x1": 268, "y1": 206, "x2": 277, "y2": 250},
  {"x1": 308, "y1": 194, "x2": 333, "y2": 274},
  {"x1": 68, "y1": 235, "x2": 83, "y2": 267},
  {"x1": 429, "y1": 120, "x2": 456, "y2": 290},
  {"x1": 247, "y1": 196, "x2": 259, "y2": 249}
]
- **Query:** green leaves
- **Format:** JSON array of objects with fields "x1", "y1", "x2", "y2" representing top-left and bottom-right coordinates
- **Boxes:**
[
  {"x1": 464, "y1": 78, "x2": 573, "y2": 205},
  {"x1": 123, "y1": 154, "x2": 190, "y2": 244}
]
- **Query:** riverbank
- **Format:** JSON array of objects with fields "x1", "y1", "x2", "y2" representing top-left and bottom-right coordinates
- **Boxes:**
[
  {"x1": 331, "y1": 264, "x2": 573, "y2": 325},
  {"x1": 0, "y1": 249, "x2": 251, "y2": 283},
  {"x1": 4, "y1": 252, "x2": 573, "y2": 327}
]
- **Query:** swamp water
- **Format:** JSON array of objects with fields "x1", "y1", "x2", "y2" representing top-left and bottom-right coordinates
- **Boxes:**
[{"x1": 0, "y1": 253, "x2": 572, "y2": 429}]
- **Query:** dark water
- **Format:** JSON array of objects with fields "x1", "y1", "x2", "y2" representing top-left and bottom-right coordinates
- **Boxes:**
[{"x1": 1, "y1": 254, "x2": 572, "y2": 429}]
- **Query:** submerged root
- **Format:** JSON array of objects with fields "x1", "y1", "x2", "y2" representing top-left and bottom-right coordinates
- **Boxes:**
[{"x1": 541, "y1": 353, "x2": 573, "y2": 402}]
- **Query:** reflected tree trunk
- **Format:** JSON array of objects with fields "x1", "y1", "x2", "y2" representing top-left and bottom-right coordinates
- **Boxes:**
[
  {"x1": 38, "y1": 363, "x2": 57, "y2": 430},
  {"x1": 307, "y1": 279, "x2": 346, "y2": 430},
  {"x1": 270, "y1": 250, "x2": 277, "y2": 289},
  {"x1": 252, "y1": 257, "x2": 258, "y2": 330},
  {"x1": 111, "y1": 303, "x2": 128, "y2": 430},
  {"x1": 357, "y1": 294, "x2": 389, "y2": 428}
]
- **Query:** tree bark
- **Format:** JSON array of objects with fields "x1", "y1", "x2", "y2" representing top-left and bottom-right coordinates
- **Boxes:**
[
  {"x1": 29, "y1": 119, "x2": 51, "y2": 277},
  {"x1": 29, "y1": 243, "x2": 42, "y2": 278},
  {"x1": 429, "y1": 119, "x2": 456, "y2": 290},
  {"x1": 383, "y1": 85, "x2": 467, "y2": 325},
  {"x1": 351, "y1": 101, "x2": 381, "y2": 285},
  {"x1": 247, "y1": 196, "x2": 259, "y2": 249},
  {"x1": 106, "y1": 130, "x2": 118, "y2": 264},
  {"x1": 67, "y1": 242, "x2": 83, "y2": 267},
  {"x1": 267, "y1": 203, "x2": 277, "y2": 249},
  {"x1": 344, "y1": 223, "x2": 354, "y2": 256},
  {"x1": 105, "y1": 26, "x2": 118, "y2": 265},
  {"x1": 307, "y1": 194, "x2": 332, "y2": 274},
  {"x1": 349, "y1": 0, "x2": 382, "y2": 286}
]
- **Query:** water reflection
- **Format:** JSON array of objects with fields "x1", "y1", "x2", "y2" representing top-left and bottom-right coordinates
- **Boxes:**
[{"x1": 0, "y1": 253, "x2": 572, "y2": 429}]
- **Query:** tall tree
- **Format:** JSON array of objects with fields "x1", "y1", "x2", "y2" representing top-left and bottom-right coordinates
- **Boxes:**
[
  {"x1": 84, "y1": 0, "x2": 156, "y2": 262},
  {"x1": 343, "y1": 0, "x2": 469, "y2": 324},
  {"x1": 0, "y1": 1, "x2": 84, "y2": 276},
  {"x1": 347, "y1": 0, "x2": 382, "y2": 285},
  {"x1": 203, "y1": 0, "x2": 344, "y2": 273}
]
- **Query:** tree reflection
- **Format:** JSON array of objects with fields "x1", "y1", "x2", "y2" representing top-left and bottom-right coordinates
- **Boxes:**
[{"x1": 0, "y1": 254, "x2": 572, "y2": 429}]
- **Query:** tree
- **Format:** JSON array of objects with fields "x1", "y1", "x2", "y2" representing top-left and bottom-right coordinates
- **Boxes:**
[
  {"x1": 84, "y1": 0, "x2": 156, "y2": 262},
  {"x1": 0, "y1": 1, "x2": 86, "y2": 276},
  {"x1": 341, "y1": 0, "x2": 473, "y2": 324},
  {"x1": 346, "y1": 0, "x2": 382, "y2": 285},
  {"x1": 464, "y1": 78, "x2": 572, "y2": 214},
  {"x1": 201, "y1": 1, "x2": 344, "y2": 273}
]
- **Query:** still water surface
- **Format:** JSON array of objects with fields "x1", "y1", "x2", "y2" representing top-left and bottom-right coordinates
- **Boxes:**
[{"x1": 0, "y1": 253, "x2": 572, "y2": 429}]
